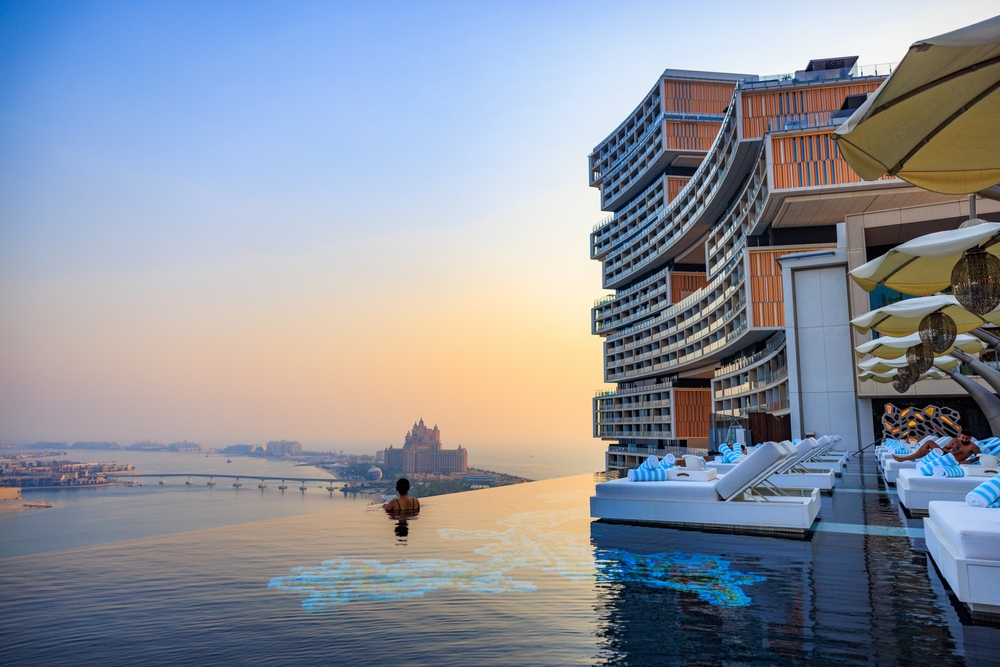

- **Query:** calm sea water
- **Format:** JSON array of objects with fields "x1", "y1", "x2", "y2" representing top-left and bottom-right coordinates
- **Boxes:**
[
  {"x1": 2, "y1": 457, "x2": 998, "y2": 665},
  {"x1": 0, "y1": 446, "x2": 603, "y2": 559},
  {"x1": 0, "y1": 450, "x2": 365, "y2": 558}
]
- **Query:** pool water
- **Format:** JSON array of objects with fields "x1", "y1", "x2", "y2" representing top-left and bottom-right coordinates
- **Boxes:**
[{"x1": 1, "y1": 455, "x2": 998, "y2": 665}]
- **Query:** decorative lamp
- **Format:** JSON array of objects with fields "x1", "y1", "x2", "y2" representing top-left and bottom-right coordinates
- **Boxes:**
[
  {"x1": 918, "y1": 311, "x2": 957, "y2": 354},
  {"x1": 905, "y1": 343, "x2": 934, "y2": 374},
  {"x1": 951, "y1": 247, "x2": 1000, "y2": 315},
  {"x1": 892, "y1": 375, "x2": 911, "y2": 393},
  {"x1": 896, "y1": 366, "x2": 917, "y2": 385}
]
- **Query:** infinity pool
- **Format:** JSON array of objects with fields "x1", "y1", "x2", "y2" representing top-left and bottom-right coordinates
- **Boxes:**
[{"x1": 1, "y1": 456, "x2": 998, "y2": 665}]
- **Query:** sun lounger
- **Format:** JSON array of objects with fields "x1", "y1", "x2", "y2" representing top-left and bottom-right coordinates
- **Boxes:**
[
  {"x1": 707, "y1": 438, "x2": 836, "y2": 491},
  {"x1": 896, "y1": 467, "x2": 1000, "y2": 513},
  {"x1": 591, "y1": 441, "x2": 821, "y2": 535},
  {"x1": 923, "y1": 500, "x2": 1000, "y2": 617}
]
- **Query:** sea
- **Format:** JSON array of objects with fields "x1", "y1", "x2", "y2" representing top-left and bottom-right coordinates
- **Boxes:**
[{"x1": 0, "y1": 445, "x2": 605, "y2": 559}]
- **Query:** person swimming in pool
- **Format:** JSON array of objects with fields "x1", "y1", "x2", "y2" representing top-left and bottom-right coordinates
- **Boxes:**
[
  {"x1": 383, "y1": 477, "x2": 420, "y2": 512},
  {"x1": 891, "y1": 428, "x2": 980, "y2": 463}
]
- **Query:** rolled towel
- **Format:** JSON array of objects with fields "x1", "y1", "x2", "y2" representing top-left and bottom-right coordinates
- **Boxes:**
[
  {"x1": 661, "y1": 453, "x2": 676, "y2": 467},
  {"x1": 639, "y1": 455, "x2": 660, "y2": 470},
  {"x1": 918, "y1": 460, "x2": 939, "y2": 476},
  {"x1": 722, "y1": 451, "x2": 741, "y2": 464},
  {"x1": 932, "y1": 465, "x2": 964, "y2": 478},
  {"x1": 937, "y1": 452, "x2": 959, "y2": 468},
  {"x1": 628, "y1": 466, "x2": 670, "y2": 482},
  {"x1": 719, "y1": 444, "x2": 733, "y2": 456},
  {"x1": 919, "y1": 448, "x2": 945, "y2": 464},
  {"x1": 966, "y1": 477, "x2": 1000, "y2": 507},
  {"x1": 918, "y1": 453, "x2": 957, "y2": 474}
]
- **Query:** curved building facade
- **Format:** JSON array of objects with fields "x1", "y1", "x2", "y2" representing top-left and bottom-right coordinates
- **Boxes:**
[{"x1": 590, "y1": 58, "x2": 968, "y2": 470}]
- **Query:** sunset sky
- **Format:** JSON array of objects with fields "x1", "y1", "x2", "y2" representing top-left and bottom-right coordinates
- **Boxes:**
[{"x1": 2, "y1": 1, "x2": 997, "y2": 455}]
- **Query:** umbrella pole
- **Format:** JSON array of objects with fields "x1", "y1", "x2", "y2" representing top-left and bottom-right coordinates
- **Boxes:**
[
  {"x1": 943, "y1": 368, "x2": 1000, "y2": 437},
  {"x1": 950, "y1": 350, "x2": 1000, "y2": 395},
  {"x1": 970, "y1": 194, "x2": 977, "y2": 220},
  {"x1": 970, "y1": 328, "x2": 1000, "y2": 349}
]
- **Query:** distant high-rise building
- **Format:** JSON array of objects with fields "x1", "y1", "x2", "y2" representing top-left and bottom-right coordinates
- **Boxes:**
[
  {"x1": 266, "y1": 440, "x2": 302, "y2": 456},
  {"x1": 382, "y1": 419, "x2": 467, "y2": 474}
]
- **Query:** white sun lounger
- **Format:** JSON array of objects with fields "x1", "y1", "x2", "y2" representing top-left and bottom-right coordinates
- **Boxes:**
[
  {"x1": 924, "y1": 500, "x2": 1000, "y2": 617},
  {"x1": 708, "y1": 438, "x2": 836, "y2": 491},
  {"x1": 881, "y1": 436, "x2": 969, "y2": 483},
  {"x1": 896, "y1": 468, "x2": 1000, "y2": 513},
  {"x1": 591, "y1": 441, "x2": 821, "y2": 535}
]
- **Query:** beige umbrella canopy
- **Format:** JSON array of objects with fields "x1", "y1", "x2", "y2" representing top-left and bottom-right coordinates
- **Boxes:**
[
  {"x1": 833, "y1": 15, "x2": 1000, "y2": 194},
  {"x1": 850, "y1": 220, "x2": 1000, "y2": 295},
  {"x1": 854, "y1": 332, "x2": 986, "y2": 358},
  {"x1": 858, "y1": 369, "x2": 947, "y2": 383},
  {"x1": 857, "y1": 355, "x2": 959, "y2": 374},
  {"x1": 850, "y1": 294, "x2": 1000, "y2": 336}
]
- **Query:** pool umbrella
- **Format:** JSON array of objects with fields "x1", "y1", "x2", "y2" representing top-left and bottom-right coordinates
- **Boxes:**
[
  {"x1": 849, "y1": 221, "x2": 1000, "y2": 295},
  {"x1": 833, "y1": 15, "x2": 1000, "y2": 195},
  {"x1": 854, "y1": 332, "x2": 986, "y2": 359},
  {"x1": 857, "y1": 355, "x2": 959, "y2": 374},
  {"x1": 858, "y1": 369, "x2": 947, "y2": 383},
  {"x1": 849, "y1": 294, "x2": 1000, "y2": 337}
]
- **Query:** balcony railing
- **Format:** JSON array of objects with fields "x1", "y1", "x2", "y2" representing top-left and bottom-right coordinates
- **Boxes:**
[
  {"x1": 715, "y1": 332, "x2": 786, "y2": 377},
  {"x1": 714, "y1": 366, "x2": 788, "y2": 398},
  {"x1": 739, "y1": 62, "x2": 896, "y2": 91}
]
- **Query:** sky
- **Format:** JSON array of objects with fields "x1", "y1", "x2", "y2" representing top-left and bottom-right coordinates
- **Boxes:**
[{"x1": 1, "y1": 1, "x2": 998, "y2": 454}]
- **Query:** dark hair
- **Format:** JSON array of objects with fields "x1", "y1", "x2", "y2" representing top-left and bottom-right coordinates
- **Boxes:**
[
  {"x1": 961, "y1": 428, "x2": 973, "y2": 436},
  {"x1": 396, "y1": 478, "x2": 410, "y2": 495}
]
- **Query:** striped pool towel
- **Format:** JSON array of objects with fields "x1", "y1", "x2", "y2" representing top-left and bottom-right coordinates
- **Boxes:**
[
  {"x1": 638, "y1": 456, "x2": 660, "y2": 470},
  {"x1": 919, "y1": 448, "x2": 945, "y2": 464},
  {"x1": 919, "y1": 453, "x2": 958, "y2": 476},
  {"x1": 628, "y1": 466, "x2": 670, "y2": 482},
  {"x1": 966, "y1": 477, "x2": 1000, "y2": 507},
  {"x1": 886, "y1": 441, "x2": 908, "y2": 455},
  {"x1": 931, "y1": 465, "x2": 965, "y2": 478}
]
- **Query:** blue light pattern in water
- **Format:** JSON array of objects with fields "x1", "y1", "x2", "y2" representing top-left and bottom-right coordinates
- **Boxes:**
[
  {"x1": 595, "y1": 549, "x2": 765, "y2": 607},
  {"x1": 269, "y1": 504, "x2": 763, "y2": 612}
]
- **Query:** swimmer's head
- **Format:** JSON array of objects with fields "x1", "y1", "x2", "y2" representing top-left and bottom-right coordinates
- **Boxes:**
[{"x1": 396, "y1": 478, "x2": 410, "y2": 495}]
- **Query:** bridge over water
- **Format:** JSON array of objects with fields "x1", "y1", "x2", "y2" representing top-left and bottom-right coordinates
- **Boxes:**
[{"x1": 107, "y1": 472, "x2": 343, "y2": 491}]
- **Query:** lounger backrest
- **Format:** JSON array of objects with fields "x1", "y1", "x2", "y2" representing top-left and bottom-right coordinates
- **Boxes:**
[
  {"x1": 776, "y1": 438, "x2": 817, "y2": 473},
  {"x1": 713, "y1": 441, "x2": 792, "y2": 500},
  {"x1": 815, "y1": 435, "x2": 831, "y2": 448}
]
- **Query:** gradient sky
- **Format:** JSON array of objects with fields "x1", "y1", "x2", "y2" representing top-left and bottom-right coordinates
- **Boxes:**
[{"x1": 1, "y1": 1, "x2": 997, "y2": 453}]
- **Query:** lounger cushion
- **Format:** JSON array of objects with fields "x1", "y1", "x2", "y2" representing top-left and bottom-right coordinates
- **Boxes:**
[
  {"x1": 714, "y1": 441, "x2": 788, "y2": 500},
  {"x1": 928, "y1": 500, "x2": 1000, "y2": 560},
  {"x1": 899, "y1": 469, "x2": 981, "y2": 493},
  {"x1": 593, "y1": 477, "x2": 719, "y2": 501}
]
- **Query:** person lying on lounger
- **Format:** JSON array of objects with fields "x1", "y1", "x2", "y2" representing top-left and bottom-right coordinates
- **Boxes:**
[{"x1": 891, "y1": 429, "x2": 980, "y2": 463}]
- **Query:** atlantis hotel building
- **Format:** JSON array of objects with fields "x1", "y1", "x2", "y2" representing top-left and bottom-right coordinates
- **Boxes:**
[{"x1": 589, "y1": 57, "x2": 1000, "y2": 470}]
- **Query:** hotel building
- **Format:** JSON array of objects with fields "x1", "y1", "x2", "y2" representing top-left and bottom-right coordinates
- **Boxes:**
[{"x1": 589, "y1": 57, "x2": 1000, "y2": 471}]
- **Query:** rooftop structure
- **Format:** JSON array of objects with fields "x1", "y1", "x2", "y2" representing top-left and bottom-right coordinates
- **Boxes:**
[{"x1": 589, "y1": 58, "x2": 992, "y2": 469}]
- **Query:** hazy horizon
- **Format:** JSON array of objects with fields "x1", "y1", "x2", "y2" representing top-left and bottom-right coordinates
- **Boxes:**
[{"x1": 3, "y1": 1, "x2": 998, "y2": 454}]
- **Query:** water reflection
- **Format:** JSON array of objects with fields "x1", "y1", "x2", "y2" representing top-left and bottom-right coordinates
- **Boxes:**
[{"x1": 386, "y1": 510, "x2": 419, "y2": 544}]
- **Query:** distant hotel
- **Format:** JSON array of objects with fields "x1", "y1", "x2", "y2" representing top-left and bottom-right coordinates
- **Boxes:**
[
  {"x1": 589, "y1": 57, "x2": 998, "y2": 470},
  {"x1": 382, "y1": 419, "x2": 468, "y2": 475}
]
